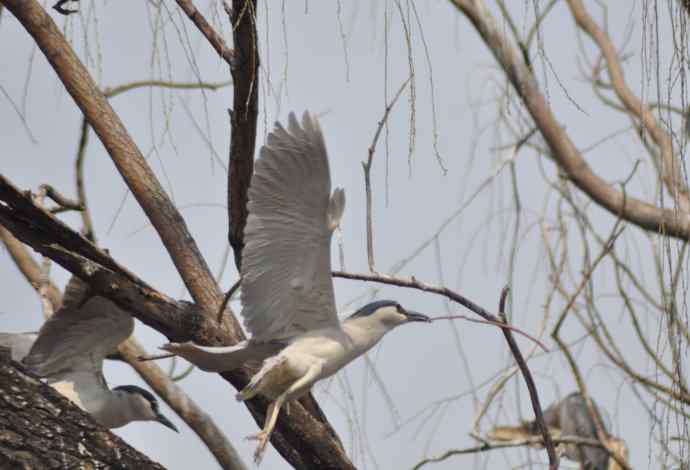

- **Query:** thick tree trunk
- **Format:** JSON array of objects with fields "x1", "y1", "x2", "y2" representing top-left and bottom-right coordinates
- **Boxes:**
[{"x1": 0, "y1": 349, "x2": 166, "y2": 470}]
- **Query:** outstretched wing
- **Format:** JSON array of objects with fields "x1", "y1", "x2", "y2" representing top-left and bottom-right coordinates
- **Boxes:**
[
  {"x1": 24, "y1": 296, "x2": 134, "y2": 376},
  {"x1": 241, "y1": 111, "x2": 346, "y2": 342}
]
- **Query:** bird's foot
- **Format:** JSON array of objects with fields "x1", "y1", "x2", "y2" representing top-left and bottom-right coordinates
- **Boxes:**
[{"x1": 246, "y1": 430, "x2": 271, "y2": 464}]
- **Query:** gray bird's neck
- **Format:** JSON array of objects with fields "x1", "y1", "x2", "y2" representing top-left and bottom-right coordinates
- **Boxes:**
[{"x1": 92, "y1": 389, "x2": 144, "y2": 429}]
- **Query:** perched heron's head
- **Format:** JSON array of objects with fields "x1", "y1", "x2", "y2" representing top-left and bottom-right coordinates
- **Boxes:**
[
  {"x1": 348, "y1": 300, "x2": 431, "y2": 329},
  {"x1": 113, "y1": 385, "x2": 178, "y2": 432}
]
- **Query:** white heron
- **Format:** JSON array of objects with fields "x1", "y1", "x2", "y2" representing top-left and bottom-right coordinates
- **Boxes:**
[
  {"x1": 162, "y1": 111, "x2": 430, "y2": 462},
  {"x1": 1, "y1": 277, "x2": 178, "y2": 431}
]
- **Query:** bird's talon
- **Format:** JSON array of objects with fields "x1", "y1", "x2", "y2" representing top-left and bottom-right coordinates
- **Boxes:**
[{"x1": 247, "y1": 431, "x2": 270, "y2": 463}]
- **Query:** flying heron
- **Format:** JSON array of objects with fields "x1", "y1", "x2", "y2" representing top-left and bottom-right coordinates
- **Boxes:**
[{"x1": 162, "y1": 111, "x2": 431, "y2": 462}]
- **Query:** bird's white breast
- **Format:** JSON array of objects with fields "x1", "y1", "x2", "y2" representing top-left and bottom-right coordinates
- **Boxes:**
[{"x1": 283, "y1": 322, "x2": 386, "y2": 379}]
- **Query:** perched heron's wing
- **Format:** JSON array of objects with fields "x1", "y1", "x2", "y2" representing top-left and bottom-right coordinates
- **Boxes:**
[
  {"x1": 161, "y1": 341, "x2": 283, "y2": 372},
  {"x1": 241, "y1": 111, "x2": 346, "y2": 341},
  {"x1": 48, "y1": 370, "x2": 110, "y2": 412},
  {"x1": 0, "y1": 332, "x2": 38, "y2": 361},
  {"x1": 24, "y1": 296, "x2": 134, "y2": 377}
]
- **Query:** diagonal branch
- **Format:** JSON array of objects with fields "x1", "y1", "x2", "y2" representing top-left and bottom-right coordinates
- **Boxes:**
[
  {"x1": 449, "y1": 0, "x2": 690, "y2": 240},
  {"x1": 174, "y1": 0, "x2": 235, "y2": 65},
  {"x1": 566, "y1": 0, "x2": 689, "y2": 211},
  {"x1": 0, "y1": 0, "x2": 236, "y2": 335},
  {"x1": 363, "y1": 77, "x2": 411, "y2": 272}
]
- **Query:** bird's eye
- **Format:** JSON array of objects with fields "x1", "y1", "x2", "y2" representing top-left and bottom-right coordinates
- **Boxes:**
[{"x1": 395, "y1": 304, "x2": 404, "y2": 314}]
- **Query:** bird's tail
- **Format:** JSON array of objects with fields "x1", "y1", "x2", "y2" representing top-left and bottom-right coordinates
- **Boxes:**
[{"x1": 160, "y1": 341, "x2": 280, "y2": 372}]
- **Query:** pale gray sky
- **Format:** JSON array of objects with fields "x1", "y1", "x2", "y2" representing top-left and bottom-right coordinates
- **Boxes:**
[{"x1": 1, "y1": 1, "x2": 683, "y2": 469}]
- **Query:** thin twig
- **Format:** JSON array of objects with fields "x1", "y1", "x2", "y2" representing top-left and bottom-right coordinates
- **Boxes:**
[
  {"x1": 432, "y1": 315, "x2": 548, "y2": 352},
  {"x1": 217, "y1": 277, "x2": 242, "y2": 323},
  {"x1": 552, "y1": 226, "x2": 624, "y2": 336},
  {"x1": 104, "y1": 79, "x2": 232, "y2": 99},
  {"x1": 412, "y1": 434, "x2": 614, "y2": 470},
  {"x1": 174, "y1": 0, "x2": 235, "y2": 65},
  {"x1": 36, "y1": 184, "x2": 83, "y2": 212},
  {"x1": 363, "y1": 77, "x2": 411, "y2": 272},
  {"x1": 496, "y1": 287, "x2": 558, "y2": 469}
]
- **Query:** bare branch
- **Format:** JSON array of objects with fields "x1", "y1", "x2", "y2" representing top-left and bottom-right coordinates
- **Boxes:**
[
  {"x1": 0, "y1": 0, "x2": 236, "y2": 334},
  {"x1": 173, "y1": 0, "x2": 235, "y2": 65},
  {"x1": 412, "y1": 434, "x2": 618, "y2": 470},
  {"x1": 450, "y1": 0, "x2": 690, "y2": 240},
  {"x1": 104, "y1": 79, "x2": 232, "y2": 98},
  {"x1": 226, "y1": 0, "x2": 259, "y2": 270},
  {"x1": 363, "y1": 77, "x2": 411, "y2": 272},
  {"x1": 496, "y1": 287, "x2": 558, "y2": 469}
]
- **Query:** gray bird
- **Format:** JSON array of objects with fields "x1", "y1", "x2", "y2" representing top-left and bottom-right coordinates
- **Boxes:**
[
  {"x1": 162, "y1": 111, "x2": 430, "y2": 462},
  {"x1": 489, "y1": 392, "x2": 628, "y2": 469},
  {"x1": 1, "y1": 277, "x2": 177, "y2": 432},
  {"x1": 526, "y1": 392, "x2": 615, "y2": 470}
]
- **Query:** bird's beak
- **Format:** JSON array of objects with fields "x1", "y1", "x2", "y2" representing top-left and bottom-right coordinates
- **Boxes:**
[
  {"x1": 405, "y1": 310, "x2": 432, "y2": 323},
  {"x1": 156, "y1": 412, "x2": 179, "y2": 432}
]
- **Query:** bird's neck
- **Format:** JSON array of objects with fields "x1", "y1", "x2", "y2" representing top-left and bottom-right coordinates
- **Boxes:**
[
  {"x1": 341, "y1": 315, "x2": 390, "y2": 354},
  {"x1": 96, "y1": 390, "x2": 140, "y2": 429}
]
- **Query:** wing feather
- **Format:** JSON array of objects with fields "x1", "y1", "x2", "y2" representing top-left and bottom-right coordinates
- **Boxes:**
[
  {"x1": 24, "y1": 296, "x2": 134, "y2": 376},
  {"x1": 241, "y1": 111, "x2": 345, "y2": 341}
]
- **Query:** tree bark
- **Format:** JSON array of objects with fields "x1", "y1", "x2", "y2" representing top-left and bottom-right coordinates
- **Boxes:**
[{"x1": 0, "y1": 349, "x2": 166, "y2": 470}]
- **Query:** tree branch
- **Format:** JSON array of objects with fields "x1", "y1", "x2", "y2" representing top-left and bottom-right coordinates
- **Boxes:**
[
  {"x1": 226, "y1": 0, "x2": 259, "y2": 270},
  {"x1": 412, "y1": 434, "x2": 618, "y2": 470},
  {"x1": 449, "y1": 0, "x2": 690, "y2": 240},
  {"x1": 0, "y1": 0, "x2": 236, "y2": 335},
  {"x1": 174, "y1": 0, "x2": 235, "y2": 65}
]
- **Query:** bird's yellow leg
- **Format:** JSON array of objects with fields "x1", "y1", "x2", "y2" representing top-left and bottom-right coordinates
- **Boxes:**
[
  {"x1": 247, "y1": 398, "x2": 284, "y2": 464},
  {"x1": 247, "y1": 363, "x2": 323, "y2": 464}
]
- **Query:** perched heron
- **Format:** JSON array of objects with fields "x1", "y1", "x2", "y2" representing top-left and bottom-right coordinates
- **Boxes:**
[
  {"x1": 1, "y1": 277, "x2": 178, "y2": 432},
  {"x1": 162, "y1": 111, "x2": 431, "y2": 462},
  {"x1": 489, "y1": 392, "x2": 628, "y2": 470}
]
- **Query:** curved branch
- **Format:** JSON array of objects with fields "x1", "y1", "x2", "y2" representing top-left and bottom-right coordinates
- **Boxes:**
[
  {"x1": 449, "y1": 0, "x2": 690, "y2": 240},
  {"x1": 566, "y1": 0, "x2": 688, "y2": 210}
]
